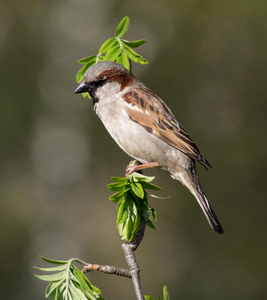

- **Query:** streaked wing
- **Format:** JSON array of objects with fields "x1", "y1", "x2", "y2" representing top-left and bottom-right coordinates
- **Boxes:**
[{"x1": 123, "y1": 86, "x2": 212, "y2": 169}]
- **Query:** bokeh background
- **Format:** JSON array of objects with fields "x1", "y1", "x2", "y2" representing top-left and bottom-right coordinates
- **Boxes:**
[{"x1": 1, "y1": 0, "x2": 266, "y2": 299}]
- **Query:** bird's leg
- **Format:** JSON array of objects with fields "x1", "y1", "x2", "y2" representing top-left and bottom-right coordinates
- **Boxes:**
[{"x1": 125, "y1": 160, "x2": 160, "y2": 176}]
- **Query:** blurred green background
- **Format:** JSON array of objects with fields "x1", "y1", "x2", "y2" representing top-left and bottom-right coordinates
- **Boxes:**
[{"x1": 1, "y1": 0, "x2": 266, "y2": 299}]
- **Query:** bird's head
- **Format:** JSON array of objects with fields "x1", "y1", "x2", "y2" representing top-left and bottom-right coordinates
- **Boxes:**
[{"x1": 74, "y1": 61, "x2": 133, "y2": 98}]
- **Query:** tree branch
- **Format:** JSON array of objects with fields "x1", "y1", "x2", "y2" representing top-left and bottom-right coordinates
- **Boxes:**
[{"x1": 121, "y1": 218, "x2": 146, "y2": 300}]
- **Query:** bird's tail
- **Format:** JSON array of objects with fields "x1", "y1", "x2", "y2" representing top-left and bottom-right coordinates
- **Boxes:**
[
  {"x1": 194, "y1": 190, "x2": 224, "y2": 234},
  {"x1": 176, "y1": 172, "x2": 224, "y2": 234}
]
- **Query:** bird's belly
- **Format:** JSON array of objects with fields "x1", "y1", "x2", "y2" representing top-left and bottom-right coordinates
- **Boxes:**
[{"x1": 101, "y1": 116, "x2": 191, "y2": 173}]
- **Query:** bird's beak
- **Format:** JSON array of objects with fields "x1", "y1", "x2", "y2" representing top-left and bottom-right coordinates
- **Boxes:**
[{"x1": 74, "y1": 81, "x2": 91, "y2": 94}]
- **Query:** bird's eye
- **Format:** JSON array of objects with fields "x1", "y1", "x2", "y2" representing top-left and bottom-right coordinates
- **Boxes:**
[{"x1": 94, "y1": 79, "x2": 107, "y2": 88}]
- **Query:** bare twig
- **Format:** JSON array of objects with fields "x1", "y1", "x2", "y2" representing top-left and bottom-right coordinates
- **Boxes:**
[{"x1": 82, "y1": 263, "x2": 131, "y2": 278}]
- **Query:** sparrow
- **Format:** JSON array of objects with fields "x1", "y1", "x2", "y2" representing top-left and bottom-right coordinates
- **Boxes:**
[{"x1": 74, "y1": 61, "x2": 223, "y2": 234}]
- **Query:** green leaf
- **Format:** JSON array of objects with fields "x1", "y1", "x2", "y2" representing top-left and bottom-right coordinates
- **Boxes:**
[
  {"x1": 111, "y1": 176, "x2": 129, "y2": 183},
  {"x1": 148, "y1": 192, "x2": 170, "y2": 200},
  {"x1": 123, "y1": 46, "x2": 148, "y2": 65},
  {"x1": 69, "y1": 280, "x2": 88, "y2": 300},
  {"x1": 39, "y1": 256, "x2": 68, "y2": 265},
  {"x1": 117, "y1": 201, "x2": 128, "y2": 224},
  {"x1": 115, "y1": 16, "x2": 130, "y2": 38},
  {"x1": 116, "y1": 52, "x2": 130, "y2": 71},
  {"x1": 130, "y1": 181, "x2": 144, "y2": 198},
  {"x1": 145, "y1": 218, "x2": 156, "y2": 230},
  {"x1": 78, "y1": 55, "x2": 97, "y2": 64},
  {"x1": 72, "y1": 266, "x2": 101, "y2": 299},
  {"x1": 34, "y1": 264, "x2": 67, "y2": 272},
  {"x1": 88, "y1": 283, "x2": 101, "y2": 295},
  {"x1": 142, "y1": 209, "x2": 151, "y2": 220},
  {"x1": 142, "y1": 208, "x2": 156, "y2": 230},
  {"x1": 128, "y1": 172, "x2": 155, "y2": 182},
  {"x1": 126, "y1": 200, "x2": 139, "y2": 240},
  {"x1": 107, "y1": 182, "x2": 128, "y2": 192},
  {"x1": 104, "y1": 45, "x2": 121, "y2": 62},
  {"x1": 128, "y1": 207, "x2": 140, "y2": 240},
  {"x1": 99, "y1": 37, "x2": 117, "y2": 54},
  {"x1": 145, "y1": 295, "x2": 155, "y2": 300},
  {"x1": 117, "y1": 222, "x2": 127, "y2": 240},
  {"x1": 123, "y1": 39, "x2": 146, "y2": 48},
  {"x1": 109, "y1": 189, "x2": 129, "y2": 203},
  {"x1": 141, "y1": 182, "x2": 162, "y2": 191},
  {"x1": 125, "y1": 214, "x2": 134, "y2": 240},
  {"x1": 163, "y1": 286, "x2": 170, "y2": 300},
  {"x1": 45, "y1": 280, "x2": 64, "y2": 298},
  {"x1": 96, "y1": 55, "x2": 104, "y2": 62},
  {"x1": 150, "y1": 207, "x2": 157, "y2": 221},
  {"x1": 34, "y1": 270, "x2": 67, "y2": 282},
  {"x1": 83, "y1": 92, "x2": 90, "y2": 99},
  {"x1": 55, "y1": 283, "x2": 65, "y2": 300},
  {"x1": 72, "y1": 268, "x2": 92, "y2": 292},
  {"x1": 74, "y1": 266, "x2": 102, "y2": 296},
  {"x1": 117, "y1": 198, "x2": 140, "y2": 240}
]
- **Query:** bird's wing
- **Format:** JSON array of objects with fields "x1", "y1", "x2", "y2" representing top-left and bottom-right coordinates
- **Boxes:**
[{"x1": 123, "y1": 86, "x2": 212, "y2": 169}]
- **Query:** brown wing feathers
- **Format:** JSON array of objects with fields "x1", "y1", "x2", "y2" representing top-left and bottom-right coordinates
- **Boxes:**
[{"x1": 123, "y1": 88, "x2": 212, "y2": 169}]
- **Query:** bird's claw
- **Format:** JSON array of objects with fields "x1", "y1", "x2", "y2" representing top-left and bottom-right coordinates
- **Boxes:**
[{"x1": 125, "y1": 165, "x2": 138, "y2": 176}]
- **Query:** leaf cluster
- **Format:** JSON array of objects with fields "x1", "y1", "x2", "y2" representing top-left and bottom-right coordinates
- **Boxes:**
[
  {"x1": 145, "y1": 285, "x2": 170, "y2": 300},
  {"x1": 34, "y1": 257, "x2": 104, "y2": 300},
  {"x1": 107, "y1": 172, "x2": 162, "y2": 241},
  {"x1": 76, "y1": 16, "x2": 148, "y2": 98}
]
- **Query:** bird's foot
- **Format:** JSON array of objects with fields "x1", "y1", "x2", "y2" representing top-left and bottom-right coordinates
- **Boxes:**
[{"x1": 125, "y1": 161, "x2": 160, "y2": 176}]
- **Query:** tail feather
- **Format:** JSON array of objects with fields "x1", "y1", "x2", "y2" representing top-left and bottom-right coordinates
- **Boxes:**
[
  {"x1": 175, "y1": 171, "x2": 224, "y2": 234},
  {"x1": 195, "y1": 192, "x2": 224, "y2": 234}
]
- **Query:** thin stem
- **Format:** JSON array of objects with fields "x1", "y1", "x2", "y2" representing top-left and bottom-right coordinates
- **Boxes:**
[{"x1": 116, "y1": 37, "x2": 124, "y2": 51}]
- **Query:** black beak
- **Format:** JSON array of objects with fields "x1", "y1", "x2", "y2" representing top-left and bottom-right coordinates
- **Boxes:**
[{"x1": 74, "y1": 81, "x2": 91, "y2": 94}]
